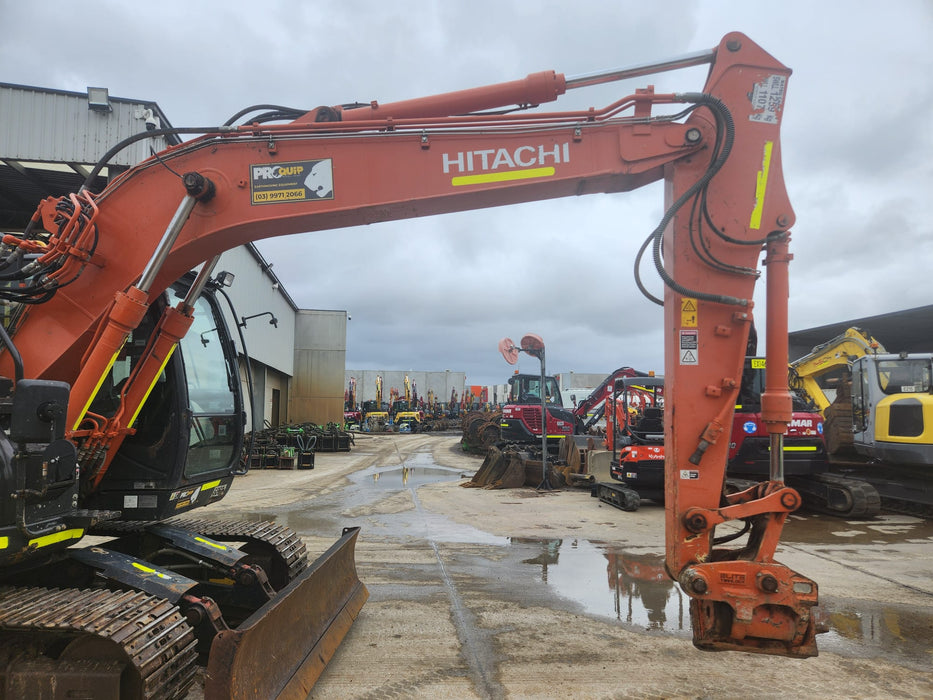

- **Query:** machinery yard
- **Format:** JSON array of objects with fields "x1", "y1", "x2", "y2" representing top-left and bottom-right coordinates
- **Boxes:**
[
  {"x1": 3, "y1": 23, "x2": 933, "y2": 699},
  {"x1": 191, "y1": 433, "x2": 933, "y2": 699}
]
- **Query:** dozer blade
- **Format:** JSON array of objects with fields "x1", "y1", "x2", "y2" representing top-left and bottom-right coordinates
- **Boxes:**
[{"x1": 203, "y1": 526, "x2": 368, "y2": 699}]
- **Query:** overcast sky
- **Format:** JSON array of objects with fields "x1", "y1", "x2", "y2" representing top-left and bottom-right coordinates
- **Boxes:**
[{"x1": 3, "y1": 1, "x2": 931, "y2": 385}]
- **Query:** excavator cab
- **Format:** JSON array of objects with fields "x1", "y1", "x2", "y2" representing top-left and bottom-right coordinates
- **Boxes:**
[
  {"x1": 84, "y1": 279, "x2": 243, "y2": 520},
  {"x1": 500, "y1": 373, "x2": 575, "y2": 444}
]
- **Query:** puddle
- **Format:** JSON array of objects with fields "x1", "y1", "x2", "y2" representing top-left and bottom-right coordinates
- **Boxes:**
[
  {"x1": 781, "y1": 512, "x2": 933, "y2": 545},
  {"x1": 236, "y1": 452, "x2": 505, "y2": 545},
  {"x1": 347, "y1": 456, "x2": 466, "y2": 491},
  {"x1": 504, "y1": 536, "x2": 933, "y2": 668},
  {"x1": 511, "y1": 538, "x2": 687, "y2": 633}
]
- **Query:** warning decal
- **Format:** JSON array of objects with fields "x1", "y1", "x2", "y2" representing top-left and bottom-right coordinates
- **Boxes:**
[
  {"x1": 680, "y1": 329, "x2": 698, "y2": 365},
  {"x1": 680, "y1": 298, "x2": 697, "y2": 327},
  {"x1": 250, "y1": 159, "x2": 334, "y2": 205}
]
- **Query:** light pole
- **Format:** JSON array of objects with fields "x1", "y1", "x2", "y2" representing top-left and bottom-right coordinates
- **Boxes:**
[{"x1": 498, "y1": 333, "x2": 553, "y2": 490}]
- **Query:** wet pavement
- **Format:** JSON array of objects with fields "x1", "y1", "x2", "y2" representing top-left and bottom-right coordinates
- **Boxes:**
[{"x1": 209, "y1": 434, "x2": 933, "y2": 698}]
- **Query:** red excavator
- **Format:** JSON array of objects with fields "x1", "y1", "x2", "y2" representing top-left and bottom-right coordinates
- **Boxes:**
[
  {"x1": 499, "y1": 366, "x2": 652, "y2": 446},
  {"x1": 0, "y1": 32, "x2": 820, "y2": 697}
]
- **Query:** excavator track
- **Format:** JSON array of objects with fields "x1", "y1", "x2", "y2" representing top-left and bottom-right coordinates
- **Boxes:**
[
  {"x1": 825, "y1": 466, "x2": 933, "y2": 519},
  {"x1": 166, "y1": 516, "x2": 309, "y2": 585},
  {"x1": 91, "y1": 516, "x2": 309, "y2": 589},
  {"x1": 787, "y1": 472, "x2": 882, "y2": 519},
  {"x1": 0, "y1": 586, "x2": 198, "y2": 699}
]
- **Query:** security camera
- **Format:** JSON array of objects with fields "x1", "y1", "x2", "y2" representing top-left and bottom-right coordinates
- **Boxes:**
[
  {"x1": 136, "y1": 107, "x2": 160, "y2": 131},
  {"x1": 271, "y1": 282, "x2": 279, "y2": 292}
]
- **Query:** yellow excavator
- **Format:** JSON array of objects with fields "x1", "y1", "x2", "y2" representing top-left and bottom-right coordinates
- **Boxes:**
[
  {"x1": 790, "y1": 327, "x2": 933, "y2": 514},
  {"x1": 390, "y1": 375, "x2": 423, "y2": 432},
  {"x1": 362, "y1": 376, "x2": 390, "y2": 431}
]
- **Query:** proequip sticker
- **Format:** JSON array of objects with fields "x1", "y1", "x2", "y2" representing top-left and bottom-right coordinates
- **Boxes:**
[
  {"x1": 749, "y1": 75, "x2": 786, "y2": 124},
  {"x1": 251, "y1": 159, "x2": 334, "y2": 205},
  {"x1": 680, "y1": 329, "x2": 698, "y2": 365},
  {"x1": 680, "y1": 470, "x2": 699, "y2": 480}
]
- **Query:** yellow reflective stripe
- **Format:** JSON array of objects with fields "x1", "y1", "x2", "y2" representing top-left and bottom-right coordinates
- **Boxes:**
[
  {"x1": 29, "y1": 528, "x2": 84, "y2": 549},
  {"x1": 202, "y1": 479, "x2": 221, "y2": 490},
  {"x1": 194, "y1": 536, "x2": 228, "y2": 551},
  {"x1": 749, "y1": 141, "x2": 773, "y2": 230},
  {"x1": 73, "y1": 347, "x2": 124, "y2": 431},
  {"x1": 131, "y1": 562, "x2": 173, "y2": 579},
  {"x1": 784, "y1": 445, "x2": 818, "y2": 452},
  {"x1": 128, "y1": 345, "x2": 177, "y2": 428},
  {"x1": 0, "y1": 536, "x2": 8, "y2": 549},
  {"x1": 452, "y1": 166, "x2": 555, "y2": 187}
]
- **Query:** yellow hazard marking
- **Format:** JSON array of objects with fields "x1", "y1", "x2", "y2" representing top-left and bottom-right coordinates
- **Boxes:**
[
  {"x1": 28, "y1": 529, "x2": 84, "y2": 549},
  {"x1": 128, "y1": 345, "x2": 178, "y2": 428},
  {"x1": 681, "y1": 298, "x2": 698, "y2": 327},
  {"x1": 209, "y1": 577, "x2": 236, "y2": 585},
  {"x1": 0, "y1": 537, "x2": 7, "y2": 550},
  {"x1": 73, "y1": 346, "x2": 124, "y2": 431},
  {"x1": 749, "y1": 140, "x2": 774, "y2": 230},
  {"x1": 452, "y1": 166, "x2": 555, "y2": 186},
  {"x1": 194, "y1": 536, "x2": 229, "y2": 551},
  {"x1": 132, "y1": 562, "x2": 173, "y2": 579},
  {"x1": 751, "y1": 358, "x2": 767, "y2": 369},
  {"x1": 202, "y1": 479, "x2": 221, "y2": 490}
]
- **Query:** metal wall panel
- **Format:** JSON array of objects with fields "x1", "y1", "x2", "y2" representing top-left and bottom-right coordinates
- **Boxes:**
[
  {"x1": 291, "y1": 311, "x2": 347, "y2": 424},
  {"x1": 346, "y1": 369, "x2": 466, "y2": 405},
  {"x1": 0, "y1": 84, "x2": 169, "y2": 165}
]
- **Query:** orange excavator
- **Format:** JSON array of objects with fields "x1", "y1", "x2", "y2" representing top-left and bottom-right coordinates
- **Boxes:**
[{"x1": 0, "y1": 32, "x2": 819, "y2": 697}]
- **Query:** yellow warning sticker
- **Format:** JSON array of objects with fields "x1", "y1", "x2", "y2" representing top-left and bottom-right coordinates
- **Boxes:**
[
  {"x1": 681, "y1": 298, "x2": 697, "y2": 327},
  {"x1": 751, "y1": 358, "x2": 766, "y2": 369}
]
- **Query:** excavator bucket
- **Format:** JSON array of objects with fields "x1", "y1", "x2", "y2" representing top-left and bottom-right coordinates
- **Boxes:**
[
  {"x1": 462, "y1": 447, "x2": 526, "y2": 489},
  {"x1": 462, "y1": 446, "x2": 508, "y2": 487},
  {"x1": 491, "y1": 453, "x2": 530, "y2": 489},
  {"x1": 203, "y1": 526, "x2": 367, "y2": 699}
]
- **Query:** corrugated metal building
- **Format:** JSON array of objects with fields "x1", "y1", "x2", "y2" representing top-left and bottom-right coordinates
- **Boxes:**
[
  {"x1": 207, "y1": 245, "x2": 300, "y2": 431},
  {"x1": 0, "y1": 82, "x2": 177, "y2": 228},
  {"x1": 0, "y1": 82, "x2": 346, "y2": 429},
  {"x1": 346, "y1": 370, "x2": 466, "y2": 407}
]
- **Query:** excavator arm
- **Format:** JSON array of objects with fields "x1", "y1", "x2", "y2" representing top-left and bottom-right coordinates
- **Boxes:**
[
  {"x1": 789, "y1": 327, "x2": 885, "y2": 413},
  {"x1": 3, "y1": 32, "x2": 821, "y2": 657},
  {"x1": 572, "y1": 366, "x2": 652, "y2": 432}
]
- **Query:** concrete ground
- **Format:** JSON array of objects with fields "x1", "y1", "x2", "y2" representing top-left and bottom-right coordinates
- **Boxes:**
[{"x1": 201, "y1": 432, "x2": 933, "y2": 699}]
